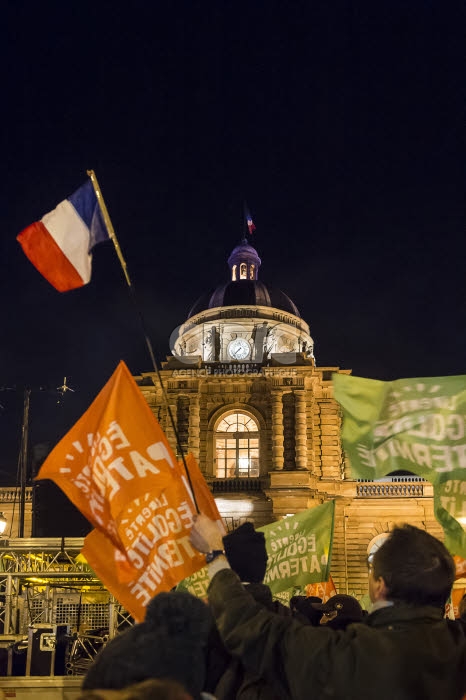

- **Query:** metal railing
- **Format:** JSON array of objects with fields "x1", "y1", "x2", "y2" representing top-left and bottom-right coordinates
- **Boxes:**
[
  {"x1": 0, "y1": 487, "x2": 32, "y2": 503},
  {"x1": 208, "y1": 477, "x2": 264, "y2": 493}
]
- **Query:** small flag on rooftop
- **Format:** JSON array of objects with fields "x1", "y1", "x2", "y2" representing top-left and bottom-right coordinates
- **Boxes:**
[{"x1": 244, "y1": 205, "x2": 256, "y2": 235}]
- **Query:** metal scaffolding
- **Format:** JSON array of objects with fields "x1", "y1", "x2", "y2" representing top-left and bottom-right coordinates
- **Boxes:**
[{"x1": 0, "y1": 537, "x2": 132, "y2": 676}]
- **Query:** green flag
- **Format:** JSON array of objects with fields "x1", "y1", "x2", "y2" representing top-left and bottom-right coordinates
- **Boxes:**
[
  {"x1": 261, "y1": 500, "x2": 335, "y2": 594},
  {"x1": 176, "y1": 565, "x2": 210, "y2": 598},
  {"x1": 333, "y1": 373, "x2": 466, "y2": 557},
  {"x1": 178, "y1": 500, "x2": 335, "y2": 597}
]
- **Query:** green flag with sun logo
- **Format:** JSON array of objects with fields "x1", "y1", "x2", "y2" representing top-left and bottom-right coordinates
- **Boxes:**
[
  {"x1": 260, "y1": 500, "x2": 335, "y2": 594},
  {"x1": 333, "y1": 373, "x2": 466, "y2": 557},
  {"x1": 178, "y1": 500, "x2": 335, "y2": 597}
]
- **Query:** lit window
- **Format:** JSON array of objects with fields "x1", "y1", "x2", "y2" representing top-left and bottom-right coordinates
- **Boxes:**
[
  {"x1": 249, "y1": 264, "x2": 255, "y2": 279},
  {"x1": 240, "y1": 263, "x2": 247, "y2": 279},
  {"x1": 232, "y1": 264, "x2": 237, "y2": 281},
  {"x1": 215, "y1": 412, "x2": 260, "y2": 478}
]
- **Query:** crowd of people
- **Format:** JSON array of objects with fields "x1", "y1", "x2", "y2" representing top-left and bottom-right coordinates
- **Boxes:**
[{"x1": 80, "y1": 519, "x2": 466, "y2": 700}]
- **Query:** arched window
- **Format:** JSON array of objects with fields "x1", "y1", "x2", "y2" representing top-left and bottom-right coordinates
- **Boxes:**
[
  {"x1": 215, "y1": 412, "x2": 259, "y2": 478},
  {"x1": 249, "y1": 264, "x2": 255, "y2": 279},
  {"x1": 232, "y1": 264, "x2": 237, "y2": 281},
  {"x1": 240, "y1": 263, "x2": 247, "y2": 279}
]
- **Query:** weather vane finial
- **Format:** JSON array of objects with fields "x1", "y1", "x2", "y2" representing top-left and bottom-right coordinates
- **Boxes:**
[{"x1": 56, "y1": 377, "x2": 75, "y2": 404}]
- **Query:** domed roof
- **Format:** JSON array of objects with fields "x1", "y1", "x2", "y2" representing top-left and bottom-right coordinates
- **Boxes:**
[
  {"x1": 188, "y1": 280, "x2": 300, "y2": 318},
  {"x1": 187, "y1": 239, "x2": 301, "y2": 318}
]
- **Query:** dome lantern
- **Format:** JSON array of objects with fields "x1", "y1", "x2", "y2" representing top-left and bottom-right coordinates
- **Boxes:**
[{"x1": 227, "y1": 239, "x2": 261, "y2": 281}]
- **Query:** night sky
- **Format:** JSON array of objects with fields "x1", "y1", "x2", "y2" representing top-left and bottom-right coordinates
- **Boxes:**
[{"x1": 1, "y1": 1, "x2": 465, "y2": 483}]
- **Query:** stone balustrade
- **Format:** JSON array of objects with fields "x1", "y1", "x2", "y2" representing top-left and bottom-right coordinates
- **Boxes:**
[
  {"x1": 0, "y1": 487, "x2": 33, "y2": 503},
  {"x1": 357, "y1": 478, "x2": 425, "y2": 498}
]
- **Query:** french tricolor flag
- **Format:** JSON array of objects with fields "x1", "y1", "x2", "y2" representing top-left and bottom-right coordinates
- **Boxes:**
[
  {"x1": 244, "y1": 205, "x2": 256, "y2": 235},
  {"x1": 17, "y1": 179, "x2": 109, "y2": 292}
]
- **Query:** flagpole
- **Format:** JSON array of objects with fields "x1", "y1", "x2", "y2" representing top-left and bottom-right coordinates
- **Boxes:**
[
  {"x1": 87, "y1": 170, "x2": 131, "y2": 288},
  {"x1": 87, "y1": 170, "x2": 199, "y2": 512},
  {"x1": 18, "y1": 389, "x2": 31, "y2": 538}
]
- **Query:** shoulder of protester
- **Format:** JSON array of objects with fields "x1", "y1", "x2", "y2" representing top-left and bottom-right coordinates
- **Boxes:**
[
  {"x1": 208, "y1": 569, "x2": 466, "y2": 699},
  {"x1": 244, "y1": 582, "x2": 291, "y2": 615}
]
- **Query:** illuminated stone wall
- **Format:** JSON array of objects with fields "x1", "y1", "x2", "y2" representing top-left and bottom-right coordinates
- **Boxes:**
[
  {"x1": 0, "y1": 487, "x2": 33, "y2": 538},
  {"x1": 136, "y1": 360, "x2": 439, "y2": 598}
]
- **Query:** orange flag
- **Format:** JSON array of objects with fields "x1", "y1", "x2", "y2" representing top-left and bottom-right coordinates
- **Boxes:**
[
  {"x1": 82, "y1": 526, "x2": 202, "y2": 621},
  {"x1": 181, "y1": 452, "x2": 224, "y2": 524},
  {"x1": 305, "y1": 576, "x2": 337, "y2": 602},
  {"x1": 37, "y1": 361, "x2": 221, "y2": 621},
  {"x1": 451, "y1": 587, "x2": 466, "y2": 618},
  {"x1": 454, "y1": 555, "x2": 466, "y2": 580},
  {"x1": 83, "y1": 452, "x2": 224, "y2": 620}
]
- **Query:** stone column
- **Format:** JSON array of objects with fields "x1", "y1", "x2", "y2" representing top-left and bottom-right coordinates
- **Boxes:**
[
  {"x1": 295, "y1": 390, "x2": 308, "y2": 469},
  {"x1": 271, "y1": 391, "x2": 284, "y2": 470},
  {"x1": 189, "y1": 394, "x2": 200, "y2": 461},
  {"x1": 165, "y1": 402, "x2": 178, "y2": 456}
]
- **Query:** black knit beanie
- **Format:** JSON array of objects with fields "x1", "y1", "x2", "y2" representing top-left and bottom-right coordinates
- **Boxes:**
[
  {"x1": 223, "y1": 522, "x2": 268, "y2": 583},
  {"x1": 82, "y1": 591, "x2": 213, "y2": 700}
]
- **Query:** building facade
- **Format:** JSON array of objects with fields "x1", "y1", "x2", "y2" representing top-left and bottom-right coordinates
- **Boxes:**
[{"x1": 134, "y1": 239, "x2": 442, "y2": 600}]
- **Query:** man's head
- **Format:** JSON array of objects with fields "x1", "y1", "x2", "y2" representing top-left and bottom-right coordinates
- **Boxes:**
[
  {"x1": 369, "y1": 524, "x2": 455, "y2": 609},
  {"x1": 311, "y1": 594, "x2": 363, "y2": 625}
]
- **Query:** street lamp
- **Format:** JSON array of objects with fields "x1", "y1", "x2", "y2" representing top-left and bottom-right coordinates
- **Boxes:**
[{"x1": 0, "y1": 512, "x2": 7, "y2": 536}]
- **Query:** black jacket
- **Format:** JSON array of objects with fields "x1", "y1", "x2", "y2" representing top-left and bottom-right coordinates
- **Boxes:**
[
  {"x1": 209, "y1": 568, "x2": 466, "y2": 700},
  {"x1": 214, "y1": 581, "x2": 291, "y2": 700}
]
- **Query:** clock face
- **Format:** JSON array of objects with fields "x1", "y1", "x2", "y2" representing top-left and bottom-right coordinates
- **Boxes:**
[{"x1": 228, "y1": 338, "x2": 250, "y2": 360}]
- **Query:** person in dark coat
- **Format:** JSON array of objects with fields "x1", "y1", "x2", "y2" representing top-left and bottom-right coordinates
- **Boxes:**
[
  {"x1": 223, "y1": 521, "x2": 291, "y2": 618},
  {"x1": 191, "y1": 518, "x2": 466, "y2": 700},
  {"x1": 82, "y1": 591, "x2": 219, "y2": 700},
  {"x1": 213, "y1": 522, "x2": 292, "y2": 700},
  {"x1": 77, "y1": 678, "x2": 195, "y2": 699}
]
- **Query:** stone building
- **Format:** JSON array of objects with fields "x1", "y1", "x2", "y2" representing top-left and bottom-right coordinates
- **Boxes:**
[{"x1": 135, "y1": 239, "x2": 441, "y2": 600}]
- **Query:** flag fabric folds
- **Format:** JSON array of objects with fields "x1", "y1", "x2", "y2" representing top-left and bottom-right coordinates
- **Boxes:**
[
  {"x1": 36, "y1": 361, "x2": 221, "y2": 620},
  {"x1": 333, "y1": 373, "x2": 466, "y2": 557},
  {"x1": 82, "y1": 452, "x2": 221, "y2": 620},
  {"x1": 178, "y1": 501, "x2": 335, "y2": 598},
  {"x1": 305, "y1": 576, "x2": 338, "y2": 602},
  {"x1": 17, "y1": 178, "x2": 109, "y2": 292},
  {"x1": 261, "y1": 501, "x2": 335, "y2": 594},
  {"x1": 454, "y1": 555, "x2": 466, "y2": 579}
]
